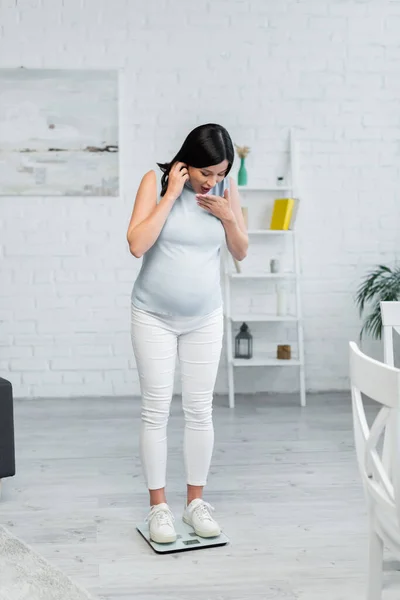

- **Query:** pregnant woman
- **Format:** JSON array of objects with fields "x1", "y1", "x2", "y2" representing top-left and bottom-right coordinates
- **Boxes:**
[{"x1": 127, "y1": 123, "x2": 248, "y2": 543}]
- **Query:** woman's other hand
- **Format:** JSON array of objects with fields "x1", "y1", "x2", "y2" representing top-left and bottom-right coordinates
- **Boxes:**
[{"x1": 166, "y1": 162, "x2": 189, "y2": 201}]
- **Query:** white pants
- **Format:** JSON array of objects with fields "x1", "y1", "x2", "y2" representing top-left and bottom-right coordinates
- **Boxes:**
[{"x1": 131, "y1": 305, "x2": 224, "y2": 490}]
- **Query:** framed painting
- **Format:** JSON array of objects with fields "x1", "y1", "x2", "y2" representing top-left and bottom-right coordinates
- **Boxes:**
[{"x1": 0, "y1": 68, "x2": 119, "y2": 196}]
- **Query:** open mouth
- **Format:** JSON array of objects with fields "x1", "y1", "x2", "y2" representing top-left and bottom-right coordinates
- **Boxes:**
[{"x1": 201, "y1": 186, "x2": 211, "y2": 194}]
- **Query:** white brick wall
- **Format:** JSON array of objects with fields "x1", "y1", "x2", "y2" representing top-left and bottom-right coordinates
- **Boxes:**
[{"x1": 1, "y1": 0, "x2": 399, "y2": 399}]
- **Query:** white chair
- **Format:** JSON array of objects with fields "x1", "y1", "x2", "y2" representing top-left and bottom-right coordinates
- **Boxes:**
[
  {"x1": 349, "y1": 341, "x2": 400, "y2": 600},
  {"x1": 380, "y1": 301, "x2": 400, "y2": 476},
  {"x1": 380, "y1": 301, "x2": 400, "y2": 367}
]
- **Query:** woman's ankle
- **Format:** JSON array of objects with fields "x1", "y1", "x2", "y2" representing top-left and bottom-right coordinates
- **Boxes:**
[
  {"x1": 187, "y1": 484, "x2": 203, "y2": 506},
  {"x1": 149, "y1": 487, "x2": 167, "y2": 506}
]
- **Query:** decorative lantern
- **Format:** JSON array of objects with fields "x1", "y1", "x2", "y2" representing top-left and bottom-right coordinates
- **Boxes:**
[{"x1": 235, "y1": 322, "x2": 253, "y2": 359}]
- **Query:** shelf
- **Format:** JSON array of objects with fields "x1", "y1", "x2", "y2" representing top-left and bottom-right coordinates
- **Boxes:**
[
  {"x1": 225, "y1": 129, "x2": 305, "y2": 408},
  {"x1": 247, "y1": 229, "x2": 293, "y2": 235},
  {"x1": 238, "y1": 186, "x2": 292, "y2": 192},
  {"x1": 230, "y1": 272, "x2": 296, "y2": 280},
  {"x1": 231, "y1": 355, "x2": 301, "y2": 367},
  {"x1": 229, "y1": 314, "x2": 298, "y2": 322}
]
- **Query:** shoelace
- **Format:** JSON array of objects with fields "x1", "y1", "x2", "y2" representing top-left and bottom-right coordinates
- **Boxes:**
[
  {"x1": 146, "y1": 506, "x2": 175, "y2": 528},
  {"x1": 193, "y1": 501, "x2": 215, "y2": 522}
]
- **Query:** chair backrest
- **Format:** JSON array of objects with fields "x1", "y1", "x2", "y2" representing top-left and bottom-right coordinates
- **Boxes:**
[
  {"x1": 349, "y1": 341, "x2": 400, "y2": 526},
  {"x1": 380, "y1": 301, "x2": 400, "y2": 366}
]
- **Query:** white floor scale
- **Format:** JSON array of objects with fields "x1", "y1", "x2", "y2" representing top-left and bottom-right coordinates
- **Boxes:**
[{"x1": 136, "y1": 520, "x2": 229, "y2": 554}]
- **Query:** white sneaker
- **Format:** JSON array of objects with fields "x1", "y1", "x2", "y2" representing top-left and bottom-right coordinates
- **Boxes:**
[
  {"x1": 183, "y1": 499, "x2": 221, "y2": 538},
  {"x1": 146, "y1": 503, "x2": 177, "y2": 544}
]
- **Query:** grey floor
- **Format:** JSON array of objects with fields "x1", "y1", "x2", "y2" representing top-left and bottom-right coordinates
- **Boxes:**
[{"x1": 1, "y1": 393, "x2": 399, "y2": 600}]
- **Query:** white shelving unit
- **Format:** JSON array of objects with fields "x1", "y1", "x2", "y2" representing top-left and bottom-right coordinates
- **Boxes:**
[{"x1": 223, "y1": 130, "x2": 306, "y2": 408}]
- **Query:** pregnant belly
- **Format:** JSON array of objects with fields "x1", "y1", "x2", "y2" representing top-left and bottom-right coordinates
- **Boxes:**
[{"x1": 133, "y1": 262, "x2": 222, "y2": 317}]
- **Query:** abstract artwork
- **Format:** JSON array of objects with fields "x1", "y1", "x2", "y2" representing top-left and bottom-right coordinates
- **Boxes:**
[{"x1": 0, "y1": 68, "x2": 119, "y2": 196}]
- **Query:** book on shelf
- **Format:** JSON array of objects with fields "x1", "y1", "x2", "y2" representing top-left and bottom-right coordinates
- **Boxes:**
[
  {"x1": 270, "y1": 197, "x2": 299, "y2": 230},
  {"x1": 270, "y1": 198, "x2": 294, "y2": 230}
]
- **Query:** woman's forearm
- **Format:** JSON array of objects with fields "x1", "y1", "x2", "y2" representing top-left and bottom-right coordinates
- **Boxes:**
[
  {"x1": 222, "y1": 216, "x2": 248, "y2": 261},
  {"x1": 128, "y1": 193, "x2": 176, "y2": 258}
]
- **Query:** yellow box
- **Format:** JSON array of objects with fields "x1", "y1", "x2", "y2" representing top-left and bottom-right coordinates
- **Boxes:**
[{"x1": 270, "y1": 198, "x2": 295, "y2": 230}]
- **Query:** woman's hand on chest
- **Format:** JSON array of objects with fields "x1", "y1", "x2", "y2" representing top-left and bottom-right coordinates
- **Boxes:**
[{"x1": 195, "y1": 189, "x2": 235, "y2": 224}]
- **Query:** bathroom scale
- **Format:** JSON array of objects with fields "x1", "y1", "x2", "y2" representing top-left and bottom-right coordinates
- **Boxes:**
[{"x1": 136, "y1": 520, "x2": 229, "y2": 554}]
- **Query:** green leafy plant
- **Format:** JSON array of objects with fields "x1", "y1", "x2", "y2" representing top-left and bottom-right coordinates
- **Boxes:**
[{"x1": 355, "y1": 264, "x2": 400, "y2": 340}]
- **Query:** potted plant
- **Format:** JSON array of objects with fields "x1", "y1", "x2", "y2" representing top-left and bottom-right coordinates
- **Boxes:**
[{"x1": 355, "y1": 264, "x2": 400, "y2": 340}]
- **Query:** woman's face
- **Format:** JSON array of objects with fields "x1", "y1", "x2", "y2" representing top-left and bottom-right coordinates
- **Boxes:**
[{"x1": 188, "y1": 160, "x2": 229, "y2": 195}]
